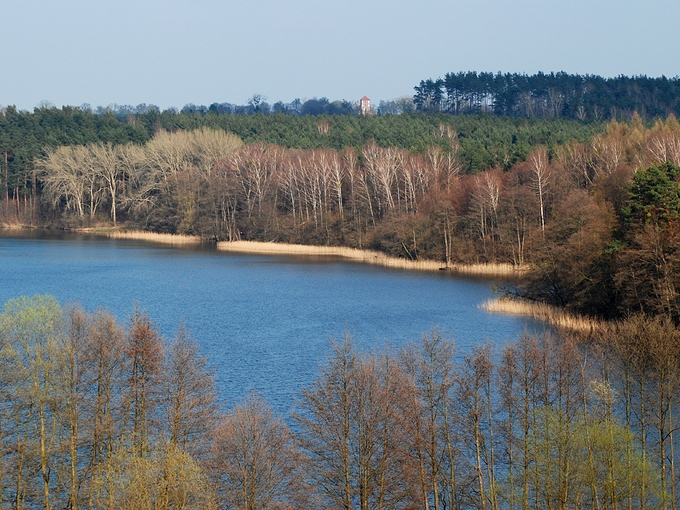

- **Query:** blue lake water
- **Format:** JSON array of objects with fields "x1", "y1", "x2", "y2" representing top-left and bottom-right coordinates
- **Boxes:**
[{"x1": 0, "y1": 231, "x2": 547, "y2": 414}]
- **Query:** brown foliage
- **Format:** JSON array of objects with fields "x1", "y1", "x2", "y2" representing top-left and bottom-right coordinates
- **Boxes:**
[
  {"x1": 124, "y1": 309, "x2": 165, "y2": 456},
  {"x1": 208, "y1": 393, "x2": 305, "y2": 510},
  {"x1": 521, "y1": 189, "x2": 616, "y2": 315},
  {"x1": 164, "y1": 326, "x2": 218, "y2": 459}
]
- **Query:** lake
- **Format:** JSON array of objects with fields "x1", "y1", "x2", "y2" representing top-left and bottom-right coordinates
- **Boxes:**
[{"x1": 0, "y1": 230, "x2": 547, "y2": 414}]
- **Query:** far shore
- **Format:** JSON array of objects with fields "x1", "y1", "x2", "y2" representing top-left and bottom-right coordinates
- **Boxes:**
[
  {"x1": 3, "y1": 227, "x2": 528, "y2": 278},
  {"x1": 216, "y1": 240, "x2": 525, "y2": 277},
  {"x1": 83, "y1": 228, "x2": 206, "y2": 246},
  {"x1": 85, "y1": 229, "x2": 528, "y2": 276},
  {"x1": 99, "y1": 230, "x2": 527, "y2": 277}
]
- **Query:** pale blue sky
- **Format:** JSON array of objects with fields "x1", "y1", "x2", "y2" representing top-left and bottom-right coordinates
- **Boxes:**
[{"x1": 3, "y1": 0, "x2": 679, "y2": 110}]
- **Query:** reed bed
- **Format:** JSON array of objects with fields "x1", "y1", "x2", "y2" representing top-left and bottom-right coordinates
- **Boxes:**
[
  {"x1": 482, "y1": 297, "x2": 602, "y2": 333},
  {"x1": 73, "y1": 232, "x2": 525, "y2": 277},
  {"x1": 217, "y1": 241, "x2": 524, "y2": 276},
  {"x1": 98, "y1": 230, "x2": 204, "y2": 246},
  {"x1": 450, "y1": 263, "x2": 526, "y2": 277}
]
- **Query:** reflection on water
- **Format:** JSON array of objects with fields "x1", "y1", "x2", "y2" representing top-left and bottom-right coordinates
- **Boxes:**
[{"x1": 0, "y1": 230, "x2": 548, "y2": 414}]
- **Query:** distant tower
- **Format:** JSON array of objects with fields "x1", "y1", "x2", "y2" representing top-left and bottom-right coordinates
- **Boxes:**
[{"x1": 359, "y1": 96, "x2": 371, "y2": 115}]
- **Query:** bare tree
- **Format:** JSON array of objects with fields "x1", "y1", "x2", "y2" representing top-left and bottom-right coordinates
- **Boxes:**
[
  {"x1": 295, "y1": 336, "x2": 407, "y2": 510},
  {"x1": 163, "y1": 325, "x2": 218, "y2": 460},
  {"x1": 228, "y1": 143, "x2": 278, "y2": 222},
  {"x1": 40, "y1": 146, "x2": 90, "y2": 219},
  {"x1": 528, "y1": 147, "x2": 551, "y2": 235},
  {"x1": 295, "y1": 337, "x2": 357, "y2": 509},
  {"x1": 122, "y1": 309, "x2": 165, "y2": 458},
  {"x1": 89, "y1": 144, "x2": 121, "y2": 225},
  {"x1": 209, "y1": 393, "x2": 303, "y2": 510},
  {"x1": 470, "y1": 170, "x2": 502, "y2": 259},
  {"x1": 81, "y1": 308, "x2": 127, "y2": 508},
  {"x1": 591, "y1": 125, "x2": 625, "y2": 176},
  {"x1": 362, "y1": 143, "x2": 402, "y2": 213},
  {"x1": 188, "y1": 127, "x2": 242, "y2": 178},
  {"x1": 399, "y1": 329, "x2": 457, "y2": 510}
]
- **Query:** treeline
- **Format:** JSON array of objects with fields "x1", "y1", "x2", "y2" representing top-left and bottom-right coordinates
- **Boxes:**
[
  {"x1": 0, "y1": 104, "x2": 602, "y2": 200},
  {"x1": 91, "y1": 95, "x2": 359, "y2": 117},
  {"x1": 516, "y1": 115, "x2": 680, "y2": 320},
  {"x1": 2, "y1": 295, "x2": 679, "y2": 508},
  {"x1": 415, "y1": 71, "x2": 680, "y2": 120},
  {"x1": 6, "y1": 105, "x2": 680, "y2": 320},
  {"x1": 24, "y1": 115, "x2": 680, "y2": 321}
]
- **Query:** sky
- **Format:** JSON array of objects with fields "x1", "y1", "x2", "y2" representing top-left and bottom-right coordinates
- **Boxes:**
[{"x1": 3, "y1": 0, "x2": 680, "y2": 111}]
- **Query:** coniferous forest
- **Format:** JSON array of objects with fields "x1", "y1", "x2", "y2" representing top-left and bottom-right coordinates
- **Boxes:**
[
  {"x1": 413, "y1": 72, "x2": 680, "y2": 119},
  {"x1": 3, "y1": 71, "x2": 680, "y2": 507}
]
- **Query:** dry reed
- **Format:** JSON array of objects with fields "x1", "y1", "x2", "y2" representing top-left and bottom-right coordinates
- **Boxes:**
[
  {"x1": 482, "y1": 297, "x2": 602, "y2": 333},
  {"x1": 73, "y1": 232, "x2": 525, "y2": 277},
  {"x1": 75, "y1": 231, "x2": 602, "y2": 332},
  {"x1": 217, "y1": 241, "x2": 525, "y2": 276},
  {"x1": 96, "y1": 230, "x2": 204, "y2": 246}
]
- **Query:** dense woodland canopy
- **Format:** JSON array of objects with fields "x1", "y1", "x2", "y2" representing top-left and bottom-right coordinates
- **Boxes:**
[
  {"x1": 1, "y1": 111, "x2": 677, "y2": 321},
  {"x1": 414, "y1": 72, "x2": 680, "y2": 119},
  {"x1": 0, "y1": 295, "x2": 678, "y2": 509},
  {"x1": 0, "y1": 104, "x2": 602, "y2": 185}
]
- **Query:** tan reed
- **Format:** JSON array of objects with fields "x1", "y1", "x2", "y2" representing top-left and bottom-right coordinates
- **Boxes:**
[
  {"x1": 481, "y1": 297, "x2": 602, "y2": 333},
  {"x1": 216, "y1": 240, "x2": 525, "y2": 276}
]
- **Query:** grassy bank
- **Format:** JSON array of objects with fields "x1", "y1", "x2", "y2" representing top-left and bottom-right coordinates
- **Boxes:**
[
  {"x1": 482, "y1": 297, "x2": 602, "y2": 333},
  {"x1": 216, "y1": 240, "x2": 525, "y2": 277}
]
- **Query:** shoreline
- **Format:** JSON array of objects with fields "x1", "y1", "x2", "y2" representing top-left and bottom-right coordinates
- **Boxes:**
[
  {"x1": 95, "y1": 231, "x2": 526, "y2": 277},
  {"x1": 216, "y1": 240, "x2": 525, "y2": 277},
  {"x1": 3, "y1": 226, "x2": 527, "y2": 278},
  {"x1": 83, "y1": 229, "x2": 206, "y2": 246},
  {"x1": 482, "y1": 297, "x2": 602, "y2": 333},
  {"x1": 9, "y1": 227, "x2": 595, "y2": 328}
]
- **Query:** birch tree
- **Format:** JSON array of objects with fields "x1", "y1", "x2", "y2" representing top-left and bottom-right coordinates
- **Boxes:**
[{"x1": 529, "y1": 147, "x2": 551, "y2": 235}]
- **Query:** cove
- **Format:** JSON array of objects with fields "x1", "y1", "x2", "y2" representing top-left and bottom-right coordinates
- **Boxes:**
[{"x1": 0, "y1": 230, "x2": 547, "y2": 414}]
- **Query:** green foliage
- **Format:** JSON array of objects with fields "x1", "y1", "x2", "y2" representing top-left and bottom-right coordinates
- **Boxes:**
[
  {"x1": 416, "y1": 71, "x2": 680, "y2": 120},
  {"x1": 0, "y1": 107, "x2": 603, "y2": 199},
  {"x1": 624, "y1": 161, "x2": 680, "y2": 226},
  {"x1": 0, "y1": 294, "x2": 64, "y2": 346},
  {"x1": 526, "y1": 406, "x2": 662, "y2": 507}
]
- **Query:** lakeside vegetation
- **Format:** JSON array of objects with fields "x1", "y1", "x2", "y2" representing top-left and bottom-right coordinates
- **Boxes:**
[
  {"x1": 216, "y1": 240, "x2": 522, "y2": 276},
  {"x1": 482, "y1": 297, "x2": 602, "y2": 333},
  {"x1": 4, "y1": 74, "x2": 680, "y2": 507},
  {"x1": 1, "y1": 110, "x2": 676, "y2": 322},
  {"x1": 99, "y1": 229, "x2": 205, "y2": 246},
  {"x1": 1, "y1": 294, "x2": 678, "y2": 509}
]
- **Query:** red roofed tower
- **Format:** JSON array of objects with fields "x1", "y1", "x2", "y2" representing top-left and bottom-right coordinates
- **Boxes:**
[{"x1": 359, "y1": 96, "x2": 371, "y2": 115}]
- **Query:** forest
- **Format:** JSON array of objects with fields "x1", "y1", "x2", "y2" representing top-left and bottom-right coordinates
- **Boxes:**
[
  {"x1": 0, "y1": 103, "x2": 602, "y2": 184},
  {"x1": 0, "y1": 111, "x2": 676, "y2": 321},
  {"x1": 414, "y1": 72, "x2": 680, "y2": 120},
  {"x1": 3, "y1": 77, "x2": 680, "y2": 508},
  {"x1": 0, "y1": 295, "x2": 677, "y2": 509}
]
